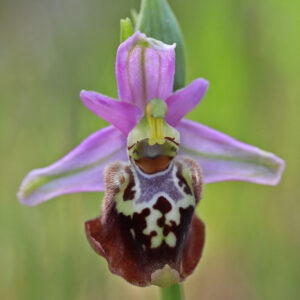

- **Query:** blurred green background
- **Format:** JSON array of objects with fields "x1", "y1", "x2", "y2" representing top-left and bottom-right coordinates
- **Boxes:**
[{"x1": 1, "y1": 0, "x2": 299, "y2": 299}]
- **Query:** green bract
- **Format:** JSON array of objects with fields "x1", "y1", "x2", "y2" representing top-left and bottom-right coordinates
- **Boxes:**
[
  {"x1": 120, "y1": 17, "x2": 134, "y2": 43},
  {"x1": 136, "y1": 0, "x2": 185, "y2": 90}
]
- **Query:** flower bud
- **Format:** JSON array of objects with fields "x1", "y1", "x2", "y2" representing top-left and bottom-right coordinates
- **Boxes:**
[{"x1": 120, "y1": 17, "x2": 134, "y2": 42}]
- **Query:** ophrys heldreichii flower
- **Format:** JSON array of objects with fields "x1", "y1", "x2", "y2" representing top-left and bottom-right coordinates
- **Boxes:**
[{"x1": 18, "y1": 32, "x2": 285, "y2": 287}]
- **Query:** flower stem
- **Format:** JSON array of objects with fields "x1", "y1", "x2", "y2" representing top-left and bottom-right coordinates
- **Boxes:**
[{"x1": 160, "y1": 284, "x2": 183, "y2": 300}]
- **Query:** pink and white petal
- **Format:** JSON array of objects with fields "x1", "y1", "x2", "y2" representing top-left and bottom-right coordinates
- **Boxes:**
[
  {"x1": 80, "y1": 90, "x2": 143, "y2": 135},
  {"x1": 178, "y1": 119, "x2": 285, "y2": 185},
  {"x1": 116, "y1": 31, "x2": 175, "y2": 109},
  {"x1": 18, "y1": 126, "x2": 127, "y2": 206},
  {"x1": 165, "y1": 78, "x2": 209, "y2": 127}
]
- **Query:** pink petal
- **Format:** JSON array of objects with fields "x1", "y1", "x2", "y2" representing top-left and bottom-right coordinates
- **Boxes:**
[
  {"x1": 178, "y1": 119, "x2": 285, "y2": 185},
  {"x1": 166, "y1": 78, "x2": 209, "y2": 127},
  {"x1": 80, "y1": 90, "x2": 143, "y2": 135},
  {"x1": 116, "y1": 31, "x2": 175, "y2": 109},
  {"x1": 18, "y1": 126, "x2": 127, "y2": 206}
]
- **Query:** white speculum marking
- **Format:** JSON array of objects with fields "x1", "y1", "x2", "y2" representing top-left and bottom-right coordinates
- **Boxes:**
[{"x1": 115, "y1": 162, "x2": 196, "y2": 249}]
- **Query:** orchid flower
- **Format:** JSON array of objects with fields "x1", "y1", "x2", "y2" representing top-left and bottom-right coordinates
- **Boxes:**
[{"x1": 18, "y1": 32, "x2": 284, "y2": 287}]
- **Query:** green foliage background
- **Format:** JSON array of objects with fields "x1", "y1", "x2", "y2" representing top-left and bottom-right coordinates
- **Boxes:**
[{"x1": 1, "y1": 0, "x2": 299, "y2": 299}]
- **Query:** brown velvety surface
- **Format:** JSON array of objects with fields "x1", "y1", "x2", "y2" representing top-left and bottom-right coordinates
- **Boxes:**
[{"x1": 85, "y1": 212, "x2": 205, "y2": 286}]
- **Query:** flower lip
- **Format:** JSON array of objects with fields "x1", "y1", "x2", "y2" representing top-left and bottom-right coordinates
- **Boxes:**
[{"x1": 85, "y1": 157, "x2": 205, "y2": 287}]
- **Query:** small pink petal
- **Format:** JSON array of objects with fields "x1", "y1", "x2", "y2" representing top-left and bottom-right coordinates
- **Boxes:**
[
  {"x1": 80, "y1": 90, "x2": 143, "y2": 135},
  {"x1": 166, "y1": 78, "x2": 209, "y2": 127}
]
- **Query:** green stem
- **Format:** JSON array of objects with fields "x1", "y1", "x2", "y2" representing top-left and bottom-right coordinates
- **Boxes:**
[{"x1": 160, "y1": 284, "x2": 183, "y2": 300}]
